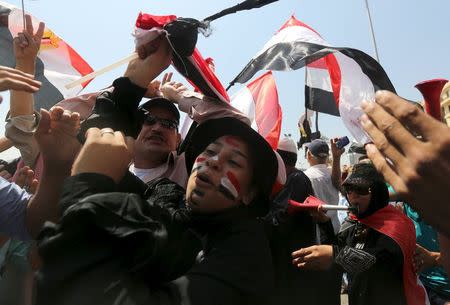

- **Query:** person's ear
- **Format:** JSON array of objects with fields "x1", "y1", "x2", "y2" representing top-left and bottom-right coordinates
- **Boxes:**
[
  {"x1": 242, "y1": 188, "x2": 257, "y2": 206},
  {"x1": 176, "y1": 133, "x2": 181, "y2": 146}
]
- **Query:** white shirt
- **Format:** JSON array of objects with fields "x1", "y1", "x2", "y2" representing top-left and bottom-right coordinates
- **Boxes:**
[{"x1": 304, "y1": 164, "x2": 340, "y2": 233}]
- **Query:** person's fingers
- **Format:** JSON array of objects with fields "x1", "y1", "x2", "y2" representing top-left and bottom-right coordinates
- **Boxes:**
[
  {"x1": 0, "y1": 170, "x2": 12, "y2": 180},
  {"x1": 0, "y1": 66, "x2": 34, "y2": 78},
  {"x1": 125, "y1": 136, "x2": 135, "y2": 157},
  {"x1": 22, "y1": 31, "x2": 34, "y2": 46},
  {"x1": 360, "y1": 114, "x2": 409, "y2": 168},
  {"x1": 374, "y1": 90, "x2": 444, "y2": 141},
  {"x1": 361, "y1": 99, "x2": 420, "y2": 156},
  {"x1": 50, "y1": 106, "x2": 65, "y2": 121},
  {"x1": 35, "y1": 22, "x2": 45, "y2": 41},
  {"x1": 365, "y1": 144, "x2": 408, "y2": 196},
  {"x1": 162, "y1": 72, "x2": 173, "y2": 85},
  {"x1": 16, "y1": 33, "x2": 29, "y2": 48},
  {"x1": 84, "y1": 127, "x2": 102, "y2": 143},
  {"x1": 29, "y1": 179, "x2": 39, "y2": 194},
  {"x1": 0, "y1": 78, "x2": 40, "y2": 93},
  {"x1": 137, "y1": 45, "x2": 146, "y2": 60},
  {"x1": 25, "y1": 14, "x2": 34, "y2": 35},
  {"x1": 36, "y1": 109, "x2": 51, "y2": 135},
  {"x1": 292, "y1": 248, "x2": 311, "y2": 258},
  {"x1": 296, "y1": 262, "x2": 307, "y2": 269},
  {"x1": 60, "y1": 110, "x2": 72, "y2": 121}
]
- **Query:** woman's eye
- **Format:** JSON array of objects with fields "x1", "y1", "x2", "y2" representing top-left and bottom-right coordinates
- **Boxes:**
[
  {"x1": 229, "y1": 160, "x2": 241, "y2": 167},
  {"x1": 205, "y1": 149, "x2": 216, "y2": 155}
]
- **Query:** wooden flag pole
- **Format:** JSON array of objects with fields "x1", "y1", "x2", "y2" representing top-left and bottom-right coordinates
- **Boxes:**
[{"x1": 65, "y1": 52, "x2": 139, "y2": 89}]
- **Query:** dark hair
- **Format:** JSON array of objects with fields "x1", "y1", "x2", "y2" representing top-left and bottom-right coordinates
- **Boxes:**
[{"x1": 277, "y1": 149, "x2": 297, "y2": 167}]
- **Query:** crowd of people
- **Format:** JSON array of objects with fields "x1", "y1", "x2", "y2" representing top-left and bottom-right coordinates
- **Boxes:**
[{"x1": 0, "y1": 14, "x2": 449, "y2": 305}]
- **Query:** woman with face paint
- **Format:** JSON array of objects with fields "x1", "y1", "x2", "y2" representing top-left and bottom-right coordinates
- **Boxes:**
[
  {"x1": 35, "y1": 117, "x2": 279, "y2": 305},
  {"x1": 292, "y1": 163, "x2": 429, "y2": 305}
]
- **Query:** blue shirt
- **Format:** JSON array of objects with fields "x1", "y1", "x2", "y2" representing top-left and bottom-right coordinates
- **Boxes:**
[
  {"x1": 404, "y1": 205, "x2": 450, "y2": 298},
  {"x1": 0, "y1": 177, "x2": 31, "y2": 240}
]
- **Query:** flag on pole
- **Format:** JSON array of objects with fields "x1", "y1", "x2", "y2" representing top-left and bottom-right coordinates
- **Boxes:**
[
  {"x1": 230, "y1": 71, "x2": 282, "y2": 149},
  {"x1": 0, "y1": 1, "x2": 93, "y2": 109},
  {"x1": 229, "y1": 15, "x2": 395, "y2": 143},
  {"x1": 134, "y1": 13, "x2": 230, "y2": 103}
]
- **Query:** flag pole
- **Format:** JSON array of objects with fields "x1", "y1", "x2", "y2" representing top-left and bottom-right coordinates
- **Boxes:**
[
  {"x1": 21, "y1": 0, "x2": 26, "y2": 29},
  {"x1": 363, "y1": 0, "x2": 380, "y2": 62}
]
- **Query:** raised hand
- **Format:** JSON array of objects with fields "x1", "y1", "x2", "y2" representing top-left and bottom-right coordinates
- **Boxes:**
[
  {"x1": 361, "y1": 91, "x2": 450, "y2": 235},
  {"x1": 0, "y1": 66, "x2": 41, "y2": 93},
  {"x1": 71, "y1": 128, "x2": 134, "y2": 183},
  {"x1": 125, "y1": 35, "x2": 172, "y2": 89},
  {"x1": 330, "y1": 138, "x2": 345, "y2": 159},
  {"x1": 13, "y1": 14, "x2": 45, "y2": 73},
  {"x1": 144, "y1": 72, "x2": 173, "y2": 98},
  {"x1": 14, "y1": 166, "x2": 39, "y2": 194},
  {"x1": 160, "y1": 81, "x2": 189, "y2": 104},
  {"x1": 35, "y1": 107, "x2": 81, "y2": 171}
]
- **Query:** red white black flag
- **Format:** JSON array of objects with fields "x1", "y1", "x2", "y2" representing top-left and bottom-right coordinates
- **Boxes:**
[
  {"x1": 230, "y1": 71, "x2": 282, "y2": 149},
  {"x1": 229, "y1": 15, "x2": 395, "y2": 143}
]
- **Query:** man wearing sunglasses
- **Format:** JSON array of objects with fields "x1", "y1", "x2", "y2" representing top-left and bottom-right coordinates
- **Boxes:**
[{"x1": 127, "y1": 79, "x2": 250, "y2": 189}]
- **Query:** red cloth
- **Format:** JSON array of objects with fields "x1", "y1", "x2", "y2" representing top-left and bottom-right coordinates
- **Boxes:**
[{"x1": 352, "y1": 205, "x2": 428, "y2": 305}]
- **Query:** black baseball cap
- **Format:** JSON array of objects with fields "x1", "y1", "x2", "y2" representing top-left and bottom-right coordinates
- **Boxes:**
[{"x1": 139, "y1": 97, "x2": 180, "y2": 123}]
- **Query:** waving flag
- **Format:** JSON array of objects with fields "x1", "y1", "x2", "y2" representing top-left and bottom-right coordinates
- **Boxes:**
[
  {"x1": 230, "y1": 71, "x2": 282, "y2": 149},
  {"x1": 0, "y1": 1, "x2": 93, "y2": 109},
  {"x1": 134, "y1": 13, "x2": 230, "y2": 103},
  {"x1": 229, "y1": 15, "x2": 395, "y2": 143}
]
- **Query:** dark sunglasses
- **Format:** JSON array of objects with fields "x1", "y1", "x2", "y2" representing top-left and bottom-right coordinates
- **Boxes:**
[
  {"x1": 143, "y1": 113, "x2": 178, "y2": 130},
  {"x1": 342, "y1": 185, "x2": 371, "y2": 196}
]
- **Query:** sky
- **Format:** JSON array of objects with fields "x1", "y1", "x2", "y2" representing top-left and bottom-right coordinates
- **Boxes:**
[{"x1": 0, "y1": 0, "x2": 449, "y2": 167}]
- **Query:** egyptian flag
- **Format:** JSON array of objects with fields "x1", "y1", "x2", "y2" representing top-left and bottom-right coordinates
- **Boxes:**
[
  {"x1": 230, "y1": 71, "x2": 282, "y2": 149},
  {"x1": 229, "y1": 15, "x2": 395, "y2": 143},
  {"x1": 134, "y1": 13, "x2": 230, "y2": 103},
  {"x1": 0, "y1": 1, "x2": 93, "y2": 110},
  {"x1": 353, "y1": 205, "x2": 429, "y2": 305}
]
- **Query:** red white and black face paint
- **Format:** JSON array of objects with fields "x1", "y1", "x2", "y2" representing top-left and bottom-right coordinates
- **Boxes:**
[
  {"x1": 192, "y1": 156, "x2": 207, "y2": 172},
  {"x1": 224, "y1": 136, "x2": 241, "y2": 148},
  {"x1": 218, "y1": 171, "x2": 240, "y2": 201}
]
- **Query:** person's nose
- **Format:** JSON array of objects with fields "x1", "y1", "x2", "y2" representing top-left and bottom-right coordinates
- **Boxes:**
[{"x1": 206, "y1": 154, "x2": 224, "y2": 171}]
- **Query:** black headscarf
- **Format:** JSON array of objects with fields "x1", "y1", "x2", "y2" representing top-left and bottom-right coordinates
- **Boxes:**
[{"x1": 342, "y1": 162, "x2": 389, "y2": 218}]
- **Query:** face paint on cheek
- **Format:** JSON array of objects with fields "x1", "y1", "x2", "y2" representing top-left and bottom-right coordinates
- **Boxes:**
[
  {"x1": 192, "y1": 156, "x2": 206, "y2": 172},
  {"x1": 224, "y1": 136, "x2": 241, "y2": 148},
  {"x1": 219, "y1": 171, "x2": 240, "y2": 201}
]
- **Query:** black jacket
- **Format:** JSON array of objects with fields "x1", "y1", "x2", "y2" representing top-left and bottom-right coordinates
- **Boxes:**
[
  {"x1": 334, "y1": 218, "x2": 407, "y2": 305},
  {"x1": 265, "y1": 169, "x2": 328, "y2": 305},
  {"x1": 36, "y1": 173, "x2": 273, "y2": 305}
]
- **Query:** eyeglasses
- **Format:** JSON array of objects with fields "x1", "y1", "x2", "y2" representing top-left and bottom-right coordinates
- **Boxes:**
[
  {"x1": 342, "y1": 185, "x2": 371, "y2": 196},
  {"x1": 143, "y1": 113, "x2": 178, "y2": 130}
]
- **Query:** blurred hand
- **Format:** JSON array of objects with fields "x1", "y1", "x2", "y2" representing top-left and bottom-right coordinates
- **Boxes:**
[
  {"x1": 144, "y1": 72, "x2": 173, "y2": 98},
  {"x1": 125, "y1": 35, "x2": 172, "y2": 89},
  {"x1": 72, "y1": 128, "x2": 134, "y2": 183},
  {"x1": 330, "y1": 138, "x2": 345, "y2": 158},
  {"x1": 413, "y1": 244, "x2": 439, "y2": 273},
  {"x1": 35, "y1": 107, "x2": 81, "y2": 170},
  {"x1": 14, "y1": 166, "x2": 38, "y2": 194},
  {"x1": 292, "y1": 245, "x2": 334, "y2": 270},
  {"x1": 0, "y1": 66, "x2": 41, "y2": 93},
  {"x1": 161, "y1": 81, "x2": 188, "y2": 104},
  {"x1": 13, "y1": 14, "x2": 45, "y2": 69},
  {"x1": 361, "y1": 91, "x2": 450, "y2": 236},
  {"x1": 310, "y1": 205, "x2": 330, "y2": 223},
  {"x1": 0, "y1": 165, "x2": 12, "y2": 181}
]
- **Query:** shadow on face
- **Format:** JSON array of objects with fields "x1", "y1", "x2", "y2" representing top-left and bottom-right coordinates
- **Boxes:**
[{"x1": 134, "y1": 107, "x2": 181, "y2": 162}]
